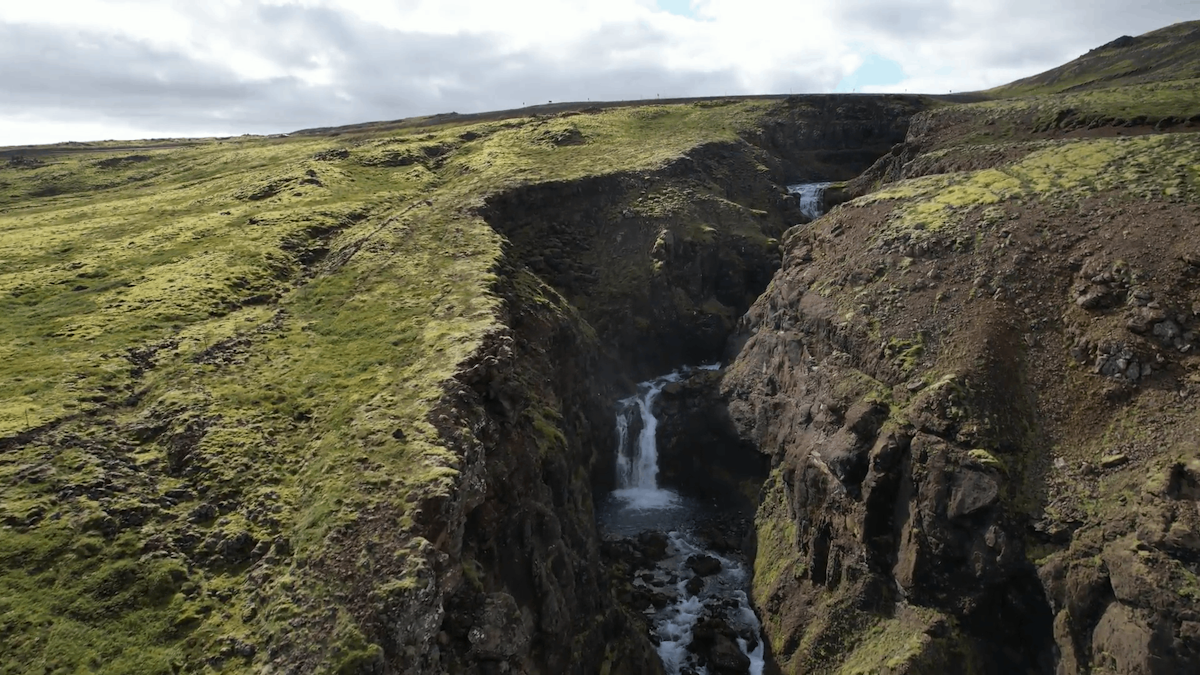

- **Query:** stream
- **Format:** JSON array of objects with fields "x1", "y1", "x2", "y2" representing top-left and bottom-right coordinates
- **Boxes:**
[
  {"x1": 594, "y1": 184, "x2": 831, "y2": 674},
  {"x1": 598, "y1": 367, "x2": 766, "y2": 675},
  {"x1": 787, "y1": 181, "x2": 832, "y2": 221}
]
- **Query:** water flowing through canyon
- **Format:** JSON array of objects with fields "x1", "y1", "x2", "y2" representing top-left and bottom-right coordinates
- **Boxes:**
[
  {"x1": 787, "y1": 182, "x2": 832, "y2": 221},
  {"x1": 600, "y1": 367, "x2": 766, "y2": 675}
]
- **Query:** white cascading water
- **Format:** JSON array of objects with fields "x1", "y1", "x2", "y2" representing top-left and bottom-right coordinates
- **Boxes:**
[
  {"x1": 613, "y1": 372, "x2": 684, "y2": 509},
  {"x1": 607, "y1": 365, "x2": 766, "y2": 675},
  {"x1": 788, "y1": 181, "x2": 832, "y2": 221},
  {"x1": 654, "y1": 533, "x2": 766, "y2": 675}
]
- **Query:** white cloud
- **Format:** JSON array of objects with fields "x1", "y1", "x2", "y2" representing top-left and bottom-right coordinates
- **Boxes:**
[{"x1": 0, "y1": 0, "x2": 1194, "y2": 145}]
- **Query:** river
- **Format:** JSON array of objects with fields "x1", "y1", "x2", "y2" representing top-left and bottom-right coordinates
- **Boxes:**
[
  {"x1": 595, "y1": 183, "x2": 831, "y2": 674},
  {"x1": 598, "y1": 367, "x2": 765, "y2": 675}
]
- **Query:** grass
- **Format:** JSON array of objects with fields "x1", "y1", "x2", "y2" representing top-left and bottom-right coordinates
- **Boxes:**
[
  {"x1": 753, "y1": 469, "x2": 802, "y2": 608},
  {"x1": 0, "y1": 100, "x2": 778, "y2": 672},
  {"x1": 983, "y1": 21, "x2": 1200, "y2": 98},
  {"x1": 858, "y1": 133, "x2": 1200, "y2": 240},
  {"x1": 971, "y1": 79, "x2": 1200, "y2": 139}
]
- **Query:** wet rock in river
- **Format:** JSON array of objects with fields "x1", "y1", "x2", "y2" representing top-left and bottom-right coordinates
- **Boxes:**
[
  {"x1": 688, "y1": 617, "x2": 751, "y2": 675},
  {"x1": 638, "y1": 530, "x2": 671, "y2": 561},
  {"x1": 686, "y1": 554, "x2": 722, "y2": 577}
]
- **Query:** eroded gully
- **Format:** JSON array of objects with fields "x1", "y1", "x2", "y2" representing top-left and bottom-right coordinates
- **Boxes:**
[{"x1": 595, "y1": 183, "x2": 830, "y2": 675}]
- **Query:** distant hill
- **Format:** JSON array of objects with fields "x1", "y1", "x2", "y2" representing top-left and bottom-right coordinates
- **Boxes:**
[{"x1": 986, "y1": 19, "x2": 1200, "y2": 98}]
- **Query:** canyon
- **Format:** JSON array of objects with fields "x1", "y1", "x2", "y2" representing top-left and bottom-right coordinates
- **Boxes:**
[{"x1": 2, "y1": 19, "x2": 1200, "y2": 675}]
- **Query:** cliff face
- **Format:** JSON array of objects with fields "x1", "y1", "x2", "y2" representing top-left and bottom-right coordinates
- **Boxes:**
[
  {"x1": 318, "y1": 95, "x2": 933, "y2": 673},
  {"x1": 481, "y1": 95, "x2": 926, "y2": 383},
  {"x1": 0, "y1": 95, "x2": 929, "y2": 674},
  {"x1": 749, "y1": 96, "x2": 925, "y2": 183},
  {"x1": 400, "y1": 262, "x2": 660, "y2": 674},
  {"x1": 722, "y1": 37, "x2": 1200, "y2": 673},
  {"x1": 7, "y1": 26, "x2": 1195, "y2": 672}
]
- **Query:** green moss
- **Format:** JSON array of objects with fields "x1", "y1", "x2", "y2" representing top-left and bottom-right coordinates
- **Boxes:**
[
  {"x1": 0, "y1": 98, "x2": 790, "y2": 672},
  {"x1": 967, "y1": 448, "x2": 1008, "y2": 473},
  {"x1": 530, "y1": 406, "x2": 568, "y2": 455},
  {"x1": 753, "y1": 471, "x2": 801, "y2": 608},
  {"x1": 857, "y1": 133, "x2": 1199, "y2": 240},
  {"x1": 837, "y1": 608, "x2": 935, "y2": 674},
  {"x1": 1180, "y1": 568, "x2": 1200, "y2": 601},
  {"x1": 330, "y1": 627, "x2": 384, "y2": 675},
  {"x1": 0, "y1": 523, "x2": 199, "y2": 675},
  {"x1": 885, "y1": 336, "x2": 925, "y2": 376}
]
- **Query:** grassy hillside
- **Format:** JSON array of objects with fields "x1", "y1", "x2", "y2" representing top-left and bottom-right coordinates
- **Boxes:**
[
  {"x1": 0, "y1": 101, "x2": 776, "y2": 673},
  {"x1": 985, "y1": 19, "x2": 1200, "y2": 98}
]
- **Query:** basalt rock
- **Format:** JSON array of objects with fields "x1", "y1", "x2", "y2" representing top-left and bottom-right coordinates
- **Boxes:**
[
  {"x1": 718, "y1": 62, "x2": 1200, "y2": 673},
  {"x1": 653, "y1": 368, "x2": 770, "y2": 514},
  {"x1": 687, "y1": 554, "x2": 723, "y2": 577}
]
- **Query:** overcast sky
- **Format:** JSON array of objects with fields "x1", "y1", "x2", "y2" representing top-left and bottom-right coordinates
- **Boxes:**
[{"x1": 1, "y1": 0, "x2": 1195, "y2": 145}]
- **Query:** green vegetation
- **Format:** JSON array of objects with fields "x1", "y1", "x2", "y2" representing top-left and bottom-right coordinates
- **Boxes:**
[
  {"x1": 934, "y1": 78, "x2": 1200, "y2": 148},
  {"x1": 967, "y1": 448, "x2": 1007, "y2": 473},
  {"x1": 753, "y1": 470, "x2": 801, "y2": 608},
  {"x1": 884, "y1": 336, "x2": 926, "y2": 376},
  {"x1": 984, "y1": 21, "x2": 1200, "y2": 98},
  {"x1": 0, "y1": 100, "x2": 776, "y2": 672},
  {"x1": 861, "y1": 133, "x2": 1200, "y2": 239},
  {"x1": 837, "y1": 606, "x2": 950, "y2": 675}
]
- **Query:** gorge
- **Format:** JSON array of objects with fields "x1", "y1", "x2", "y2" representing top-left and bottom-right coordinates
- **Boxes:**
[{"x1": 2, "y1": 19, "x2": 1200, "y2": 675}]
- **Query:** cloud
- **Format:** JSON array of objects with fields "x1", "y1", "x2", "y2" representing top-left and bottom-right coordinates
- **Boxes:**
[{"x1": 0, "y1": 0, "x2": 1195, "y2": 145}]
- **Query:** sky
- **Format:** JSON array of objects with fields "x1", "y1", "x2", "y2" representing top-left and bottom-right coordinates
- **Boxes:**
[{"x1": 0, "y1": 0, "x2": 1196, "y2": 146}]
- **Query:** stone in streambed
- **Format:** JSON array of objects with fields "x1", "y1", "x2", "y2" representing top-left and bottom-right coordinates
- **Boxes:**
[
  {"x1": 707, "y1": 636, "x2": 752, "y2": 674},
  {"x1": 637, "y1": 530, "x2": 670, "y2": 561},
  {"x1": 686, "y1": 554, "x2": 722, "y2": 576},
  {"x1": 689, "y1": 617, "x2": 751, "y2": 674}
]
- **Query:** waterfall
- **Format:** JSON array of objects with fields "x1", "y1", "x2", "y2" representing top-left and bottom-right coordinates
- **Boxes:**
[
  {"x1": 603, "y1": 364, "x2": 766, "y2": 675},
  {"x1": 612, "y1": 364, "x2": 720, "y2": 508},
  {"x1": 788, "y1": 181, "x2": 833, "y2": 220},
  {"x1": 613, "y1": 372, "x2": 683, "y2": 509}
]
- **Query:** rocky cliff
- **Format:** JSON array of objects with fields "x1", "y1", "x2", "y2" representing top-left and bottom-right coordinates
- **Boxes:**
[
  {"x1": 722, "y1": 21, "x2": 1200, "y2": 674},
  {"x1": 3, "y1": 20, "x2": 1197, "y2": 675},
  {"x1": 0, "y1": 94, "x2": 924, "y2": 674}
]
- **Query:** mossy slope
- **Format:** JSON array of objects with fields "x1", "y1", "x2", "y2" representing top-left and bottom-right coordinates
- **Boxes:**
[
  {"x1": 985, "y1": 20, "x2": 1200, "y2": 98},
  {"x1": 0, "y1": 101, "x2": 780, "y2": 673}
]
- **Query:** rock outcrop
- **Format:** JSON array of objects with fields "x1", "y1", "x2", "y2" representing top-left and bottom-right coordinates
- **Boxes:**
[
  {"x1": 719, "y1": 35, "x2": 1200, "y2": 672},
  {"x1": 394, "y1": 96, "x2": 934, "y2": 673}
]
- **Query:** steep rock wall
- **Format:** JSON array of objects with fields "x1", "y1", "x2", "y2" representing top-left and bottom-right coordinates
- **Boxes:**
[
  {"x1": 748, "y1": 95, "x2": 928, "y2": 183},
  {"x1": 417, "y1": 96, "x2": 936, "y2": 673},
  {"x1": 414, "y1": 261, "x2": 664, "y2": 674},
  {"x1": 724, "y1": 126, "x2": 1200, "y2": 673}
]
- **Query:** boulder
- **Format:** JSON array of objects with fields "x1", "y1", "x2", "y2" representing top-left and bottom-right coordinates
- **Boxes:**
[
  {"x1": 638, "y1": 531, "x2": 670, "y2": 562},
  {"x1": 1091, "y1": 603, "x2": 1156, "y2": 675},
  {"x1": 467, "y1": 592, "x2": 532, "y2": 661},
  {"x1": 687, "y1": 554, "x2": 723, "y2": 577},
  {"x1": 947, "y1": 470, "x2": 1000, "y2": 519}
]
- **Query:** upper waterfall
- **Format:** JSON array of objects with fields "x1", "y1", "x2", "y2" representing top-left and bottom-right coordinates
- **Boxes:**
[{"x1": 788, "y1": 181, "x2": 833, "y2": 221}]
